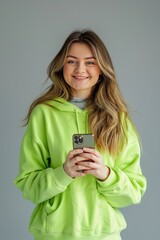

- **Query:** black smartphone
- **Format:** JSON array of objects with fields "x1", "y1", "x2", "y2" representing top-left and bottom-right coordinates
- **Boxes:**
[{"x1": 72, "y1": 134, "x2": 95, "y2": 149}]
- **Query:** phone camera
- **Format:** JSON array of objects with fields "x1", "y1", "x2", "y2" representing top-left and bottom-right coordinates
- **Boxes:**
[
  {"x1": 74, "y1": 136, "x2": 79, "y2": 144},
  {"x1": 79, "y1": 136, "x2": 83, "y2": 143},
  {"x1": 74, "y1": 135, "x2": 83, "y2": 144}
]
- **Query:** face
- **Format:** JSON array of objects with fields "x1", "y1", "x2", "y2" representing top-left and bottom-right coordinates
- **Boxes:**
[{"x1": 63, "y1": 42, "x2": 101, "y2": 98}]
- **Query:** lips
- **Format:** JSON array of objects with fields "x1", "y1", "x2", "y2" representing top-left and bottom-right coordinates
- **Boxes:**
[{"x1": 73, "y1": 75, "x2": 88, "y2": 80}]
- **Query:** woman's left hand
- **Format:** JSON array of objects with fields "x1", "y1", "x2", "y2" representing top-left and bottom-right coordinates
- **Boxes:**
[{"x1": 77, "y1": 148, "x2": 110, "y2": 181}]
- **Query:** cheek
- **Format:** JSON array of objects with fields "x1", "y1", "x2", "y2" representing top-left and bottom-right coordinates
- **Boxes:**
[
  {"x1": 63, "y1": 65, "x2": 67, "y2": 75},
  {"x1": 93, "y1": 70, "x2": 101, "y2": 80},
  {"x1": 91, "y1": 66, "x2": 101, "y2": 77},
  {"x1": 63, "y1": 67, "x2": 68, "y2": 81},
  {"x1": 63, "y1": 65, "x2": 72, "y2": 78}
]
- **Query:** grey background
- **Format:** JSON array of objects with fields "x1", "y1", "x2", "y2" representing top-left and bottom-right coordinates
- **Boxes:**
[{"x1": 0, "y1": 0, "x2": 159, "y2": 239}]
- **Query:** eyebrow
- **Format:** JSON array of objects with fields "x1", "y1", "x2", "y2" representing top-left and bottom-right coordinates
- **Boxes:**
[{"x1": 66, "y1": 55, "x2": 96, "y2": 60}]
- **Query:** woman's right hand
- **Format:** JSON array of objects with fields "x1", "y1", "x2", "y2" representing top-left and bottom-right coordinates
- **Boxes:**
[{"x1": 63, "y1": 149, "x2": 91, "y2": 178}]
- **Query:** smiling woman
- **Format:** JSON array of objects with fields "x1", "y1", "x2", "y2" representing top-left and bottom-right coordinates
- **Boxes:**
[
  {"x1": 63, "y1": 42, "x2": 101, "y2": 98},
  {"x1": 14, "y1": 29, "x2": 146, "y2": 240}
]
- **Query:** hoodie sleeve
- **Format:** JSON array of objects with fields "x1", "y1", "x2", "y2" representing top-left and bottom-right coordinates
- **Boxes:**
[
  {"x1": 14, "y1": 106, "x2": 73, "y2": 204},
  {"x1": 96, "y1": 119, "x2": 147, "y2": 208}
]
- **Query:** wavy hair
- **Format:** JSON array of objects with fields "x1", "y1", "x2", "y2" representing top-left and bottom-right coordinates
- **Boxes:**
[{"x1": 24, "y1": 29, "x2": 130, "y2": 155}]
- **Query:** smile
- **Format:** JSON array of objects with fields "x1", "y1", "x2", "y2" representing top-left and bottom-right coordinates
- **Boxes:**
[{"x1": 73, "y1": 76, "x2": 89, "y2": 80}]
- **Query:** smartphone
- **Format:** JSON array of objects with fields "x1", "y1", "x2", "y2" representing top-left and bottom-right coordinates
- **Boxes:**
[{"x1": 72, "y1": 134, "x2": 95, "y2": 149}]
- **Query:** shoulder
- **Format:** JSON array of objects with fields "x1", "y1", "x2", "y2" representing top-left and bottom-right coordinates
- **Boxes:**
[
  {"x1": 119, "y1": 112, "x2": 140, "y2": 155},
  {"x1": 26, "y1": 103, "x2": 52, "y2": 132},
  {"x1": 30, "y1": 103, "x2": 53, "y2": 120},
  {"x1": 120, "y1": 112, "x2": 138, "y2": 136}
]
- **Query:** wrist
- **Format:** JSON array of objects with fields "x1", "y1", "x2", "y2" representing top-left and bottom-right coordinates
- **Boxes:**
[{"x1": 98, "y1": 166, "x2": 110, "y2": 181}]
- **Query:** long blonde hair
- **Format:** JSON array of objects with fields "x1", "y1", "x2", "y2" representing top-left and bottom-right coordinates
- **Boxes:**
[{"x1": 24, "y1": 29, "x2": 130, "y2": 155}]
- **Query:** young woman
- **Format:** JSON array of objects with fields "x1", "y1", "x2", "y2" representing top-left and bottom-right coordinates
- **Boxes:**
[{"x1": 14, "y1": 29, "x2": 147, "y2": 240}]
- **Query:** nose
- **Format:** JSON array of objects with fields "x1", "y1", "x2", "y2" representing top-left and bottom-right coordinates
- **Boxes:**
[{"x1": 75, "y1": 62, "x2": 86, "y2": 73}]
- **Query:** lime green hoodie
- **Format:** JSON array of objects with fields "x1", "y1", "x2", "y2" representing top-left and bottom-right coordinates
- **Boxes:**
[{"x1": 14, "y1": 98, "x2": 146, "y2": 240}]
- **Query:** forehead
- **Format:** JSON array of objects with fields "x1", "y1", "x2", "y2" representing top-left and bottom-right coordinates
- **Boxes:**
[{"x1": 67, "y1": 42, "x2": 94, "y2": 58}]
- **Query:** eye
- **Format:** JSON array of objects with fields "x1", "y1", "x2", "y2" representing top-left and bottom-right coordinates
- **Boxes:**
[
  {"x1": 67, "y1": 60, "x2": 77, "y2": 65},
  {"x1": 86, "y1": 61, "x2": 95, "y2": 66}
]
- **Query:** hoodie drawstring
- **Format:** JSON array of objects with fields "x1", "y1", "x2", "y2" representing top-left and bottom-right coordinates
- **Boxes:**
[
  {"x1": 75, "y1": 109, "x2": 80, "y2": 133},
  {"x1": 74, "y1": 109, "x2": 89, "y2": 133}
]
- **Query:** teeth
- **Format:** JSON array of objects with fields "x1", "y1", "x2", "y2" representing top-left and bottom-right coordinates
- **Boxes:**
[{"x1": 74, "y1": 76, "x2": 87, "y2": 80}]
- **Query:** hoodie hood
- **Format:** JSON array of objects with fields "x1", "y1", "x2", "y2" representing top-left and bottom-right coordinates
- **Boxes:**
[
  {"x1": 47, "y1": 97, "x2": 87, "y2": 113},
  {"x1": 46, "y1": 98, "x2": 89, "y2": 133}
]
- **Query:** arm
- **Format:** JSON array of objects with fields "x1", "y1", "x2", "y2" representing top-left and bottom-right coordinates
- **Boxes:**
[
  {"x1": 14, "y1": 106, "x2": 74, "y2": 204},
  {"x1": 14, "y1": 135, "x2": 73, "y2": 204},
  {"x1": 96, "y1": 121, "x2": 147, "y2": 208}
]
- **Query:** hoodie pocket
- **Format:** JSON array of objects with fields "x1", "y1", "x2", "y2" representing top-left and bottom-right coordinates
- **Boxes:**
[{"x1": 45, "y1": 193, "x2": 63, "y2": 215}]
